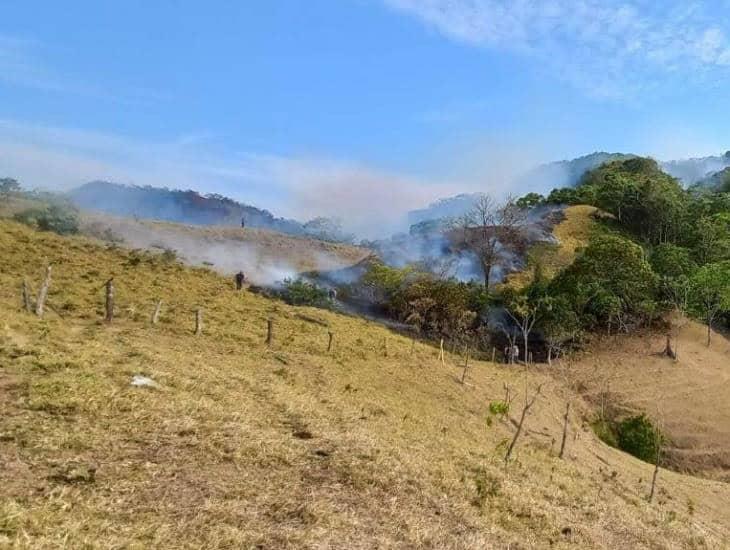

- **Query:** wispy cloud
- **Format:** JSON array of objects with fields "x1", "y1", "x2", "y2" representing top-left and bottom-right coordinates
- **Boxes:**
[
  {"x1": 384, "y1": 0, "x2": 730, "y2": 99},
  {"x1": 0, "y1": 119, "x2": 479, "y2": 238}
]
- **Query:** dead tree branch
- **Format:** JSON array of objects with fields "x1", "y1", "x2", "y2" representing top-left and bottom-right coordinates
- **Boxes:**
[{"x1": 505, "y1": 384, "x2": 543, "y2": 463}]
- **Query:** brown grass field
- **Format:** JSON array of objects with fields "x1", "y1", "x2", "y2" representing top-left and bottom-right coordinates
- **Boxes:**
[
  {"x1": 80, "y1": 213, "x2": 369, "y2": 283},
  {"x1": 1, "y1": 219, "x2": 729, "y2": 548},
  {"x1": 568, "y1": 322, "x2": 730, "y2": 483}
]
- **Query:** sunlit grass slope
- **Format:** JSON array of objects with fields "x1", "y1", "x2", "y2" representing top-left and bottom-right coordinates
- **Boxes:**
[
  {"x1": 504, "y1": 205, "x2": 598, "y2": 290},
  {"x1": 1, "y1": 220, "x2": 728, "y2": 549}
]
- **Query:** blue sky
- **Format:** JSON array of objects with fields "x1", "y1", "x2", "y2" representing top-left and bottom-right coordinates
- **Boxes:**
[{"x1": 2, "y1": 0, "x2": 730, "y2": 235}]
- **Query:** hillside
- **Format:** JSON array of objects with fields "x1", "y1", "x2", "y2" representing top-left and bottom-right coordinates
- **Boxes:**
[
  {"x1": 662, "y1": 153, "x2": 730, "y2": 186},
  {"x1": 502, "y1": 205, "x2": 598, "y2": 290},
  {"x1": 518, "y1": 152, "x2": 636, "y2": 192},
  {"x1": 81, "y1": 212, "x2": 368, "y2": 284},
  {"x1": 1, "y1": 219, "x2": 729, "y2": 548},
  {"x1": 68, "y1": 181, "x2": 307, "y2": 236},
  {"x1": 695, "y1": 167, "x2": 730, "y2": 193},
  {"x1": 568, "y1": 321, "x2": 730, "y2": 483}
]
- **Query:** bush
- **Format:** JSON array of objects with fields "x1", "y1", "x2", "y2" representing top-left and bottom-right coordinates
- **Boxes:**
[
  {"x1": 591, "y1": 418, "x2": 618, "y2": 448},
  {"x1": 14, "y1": 204, "x2": 79, "y2": 235},
  {"x1": 282, "y1": 278, "x2": 329, "y2": 307},
  {"x1": 617, "y1": 414, "x2": 663, "y2": 463}
]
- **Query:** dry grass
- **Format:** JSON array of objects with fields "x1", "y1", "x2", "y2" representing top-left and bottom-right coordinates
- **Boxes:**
[
  {"x1": 80, "y1": 212, "x2": 369, "y2": 282},
  {"x1": 567, "y1": 322, "x2": 730, "y2": 483},
  {"x1": 1, "y1": 219, "x2": 728, "y2": 549},
  {"x1": 504, "y1": 205, "x2": 598, "y2": 290}
]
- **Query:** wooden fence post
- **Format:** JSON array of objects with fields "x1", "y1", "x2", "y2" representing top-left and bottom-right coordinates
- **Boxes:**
[
  {"x1": 491, "y1": 347, "x2": 496, "y2": 363},
  {"x1": 195, "y1": 308, "x2": 203, "y2": 335},
  {"x1": 559, "y1": 402, "x2": 570, "y2": 459},
  {"x1": 21, "y1": 279, "x2": 32, "y2": 313},
  {"x1": 35, "y1": 265, "x2": 52, "y2": 318},
  {"x1": 438, "y1": 338, "x2": 445, "y2": 365},
  {"x1": 151, "y1": 300, "x2": 162, "y2": 325},
  {"x1": 327, "y1": 331, "x2": 334, "y2": 352},
  {"x1": 460, "y1": 346, "x2": 470, "y2": 384},
  {"x1": 105, "y1": 278, "x2": 114, "y2": 323},
  {"x1": 266, "y1": 318, "x2": 273, "y2": 346}
]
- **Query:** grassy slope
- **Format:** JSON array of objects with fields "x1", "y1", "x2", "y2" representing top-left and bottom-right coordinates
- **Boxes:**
[
  {"x1": 503, "y1": 205, "x2": 598, "y2": 290},
  {"x1": 81, "y1": 213, "x2": 369, "y2": 281},
  {"x1": 569, "y1": 322, "x2": 730, "y2": 483},
  {"x1": 1, "y1": 220, "x2": 728, "y2": 549}
]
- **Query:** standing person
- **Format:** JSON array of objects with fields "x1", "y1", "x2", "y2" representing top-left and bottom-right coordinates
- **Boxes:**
[
  {"x1": 328, "y1": 288, "x2": 337, "y2": 302},
  {"x1": 235, "y1": 271, "x2": 245, "y2": 290}
]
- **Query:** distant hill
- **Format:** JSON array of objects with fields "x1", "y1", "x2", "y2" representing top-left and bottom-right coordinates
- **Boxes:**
[
  {"x1": 405, "y1": 153, "x2": 633, "y2": 225},
  {"x1": 68, "y1": 181, "x2": 306, "y2": 236},
  {"x1": 524, "y1": 150, "x2": 730, "y2": 188},
  {"x1": 693, "y1": 166, "x2": 730, "y2": 192},
  {"x1": 407, "y1": 150, "x2": 730, "y2": 227},
  {"x1": 662, "y1": 152, "x2": 730, "y2": 185},
  {"x1": 406, "y1": 193, "x2": 481, "y2": 226},
  {"x1": 518, "y1": 152, "x2": 636, "y2": 191}
]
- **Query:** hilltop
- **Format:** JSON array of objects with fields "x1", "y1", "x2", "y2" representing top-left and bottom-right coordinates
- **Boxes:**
[
  {"x1": 69, "y1": 181, "x2": 306, "y2": 235},
  {"x1": 1, "y1": 219, "x2": 729, "y2": 548}
]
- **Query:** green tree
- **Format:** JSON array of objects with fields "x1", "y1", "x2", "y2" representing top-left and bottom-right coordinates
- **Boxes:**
[
  {"x1": 14, "y1": 204, "x2": 80, "y2": 235},
  {"x1": 550, "y1": 232, "x2": 658, "y2": 332},
  {"x1": 690, "y1": 261, "x2": 730, "y2": 346},
  {"x1": 545, "y1": 187, "x2": 582, "y2": 205},
  {"x1": 515, "y1": 192, "x2": 544, "y2": 209},
  {"x1": 617, "y1": 414, "x2": 663, "y2": 463},
  {"x1": 691, "y1": 215, "x2": 730, "y2": 265},
  {"x1": 579, "y1": 158, "x2": 689, "y2": 245},
  {"x1": 538, "y1": 295, "x2": 581, "y2": 364},
  {"x1": 0, "y1": 177, "x2": 21, "y2": 195}
]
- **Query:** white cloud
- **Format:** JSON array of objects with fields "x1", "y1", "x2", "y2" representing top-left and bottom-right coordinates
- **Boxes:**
[{"x1": 384, "y1": 0, "x2": 730, "y2": 99}]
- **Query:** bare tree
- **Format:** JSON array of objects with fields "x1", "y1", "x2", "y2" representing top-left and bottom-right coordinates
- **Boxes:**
[
  {"x1": 648, "y1": 430, "x2": 663, "y2": 503},
  {"x1": 452, "y1": 194, "x2": 526, "y2": 288},
  {"x1": 662, "y1": 276, "x2": 691, "y2": 360},
  {"x1": 505, "y1": 384, "x2": 542, "y2": 463}
]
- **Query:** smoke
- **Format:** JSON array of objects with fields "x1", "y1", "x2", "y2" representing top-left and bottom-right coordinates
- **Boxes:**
[
  {"x1": 87, "y1": 216, "x2": 358, "y2": 286},
  {"x1": 0, "y1": 119, "x2": 551, "y2": 241},
  {"x1": 372, "y1": 204, "x2": 563, "y2": 285}
]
